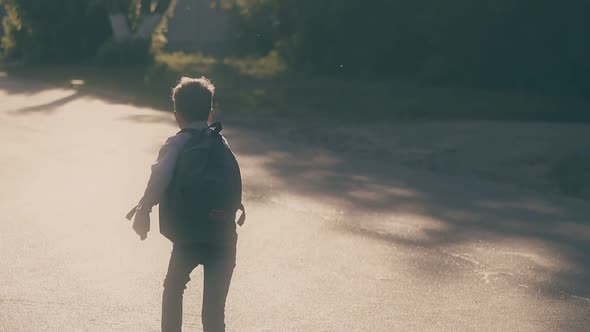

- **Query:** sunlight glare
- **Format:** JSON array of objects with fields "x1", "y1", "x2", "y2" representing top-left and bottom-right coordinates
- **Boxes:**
[{"x1": 70, "y1": 79, "x2": 85, "y2": 87}]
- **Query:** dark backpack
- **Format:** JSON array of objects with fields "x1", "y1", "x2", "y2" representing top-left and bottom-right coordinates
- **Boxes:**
[{"x1": 159, "y1": 122, "x2": 245, "y2": 244}]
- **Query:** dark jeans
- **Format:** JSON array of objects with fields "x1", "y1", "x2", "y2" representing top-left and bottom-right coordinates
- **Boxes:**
[{"x1": 162, "y1": 242, "x2": 236, "y2": 332}]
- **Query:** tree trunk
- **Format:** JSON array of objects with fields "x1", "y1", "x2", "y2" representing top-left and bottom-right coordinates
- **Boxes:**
[
  {"x1": 107, "y1": 0, "x2": 174, "y2": 41},
  {"x1": 109, "y1": 14, "x2": 132, "y2": 41},
  {"x1": 138, "y1": 14, "x2": 163, "y2": 39}
]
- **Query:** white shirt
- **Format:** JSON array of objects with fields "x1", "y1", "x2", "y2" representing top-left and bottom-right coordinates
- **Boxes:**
[{"x1": 137, "y1": 121, "x2": 210, "y2": 211}]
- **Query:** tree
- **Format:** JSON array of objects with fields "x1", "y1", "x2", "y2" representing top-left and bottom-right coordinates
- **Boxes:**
[
  {"x1": 0, "y1": 0, "x2": 112, "y2": 63},
  {"x1": 229, "y1": 0, "x2": 590, "y2": 95},
  {"x1": 106, "y1": 0, "x2": 173, "y2": 41},
  {"x1": 0, "y1": 0, "x2": 175, "y2": 63}
]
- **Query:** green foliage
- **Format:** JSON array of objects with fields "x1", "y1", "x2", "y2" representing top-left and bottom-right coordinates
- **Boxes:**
[
  {"x1": 225, "y1": 0, "x2": 278, "y2": 56},
  {"x1": 228, "y1": 0, "x2": 590, "y2": 95},
  {"x1": 0, "y1": 0, "x2": 174, "y2": 64},
  {"x1": 419, "y1": 0, "x2": 590, "y2": 95},
  {"x1": 95, "y1": 38, "x2": 153, "y2": 66},
  {"x1": 228, "y1": 0, "x2": 430, "y2": 76},
  {"x1": 1, "y1": 0, "x2": 112, "y2": 63}
]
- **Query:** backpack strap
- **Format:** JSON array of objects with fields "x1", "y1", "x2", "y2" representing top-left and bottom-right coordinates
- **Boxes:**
[
  {"x1": 208, "y1": 122, "x2": 223, "y2": 135},
  {"x1": 178, "y1": 122, "x2": 222, "y2": 136},
  {"x1": 236, "y1": 203, "x2": 246, "y2": 226},
  {"x1": 178, "y1": 127, "x2": 204, "y2": 135}
]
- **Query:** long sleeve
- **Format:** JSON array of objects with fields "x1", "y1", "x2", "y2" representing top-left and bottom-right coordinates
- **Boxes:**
[
  {"x1": 127, "y1": 121, "x2": 208, "y2": 219},
  {"x1": 137, "y1": 135, "x2": 186, "y2": 211}
]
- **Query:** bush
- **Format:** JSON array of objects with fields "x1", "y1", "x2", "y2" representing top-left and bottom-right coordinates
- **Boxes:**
[
  {"x1": 225, "y1": 0, "x2": 278, "y2": 56},
  {"x1": 419, "y1": 0, "x2": 590, "y2": 95},
  {"x1": 1, "y1": 0, "x2": 112, "y2": 63},
  {"x1": 228, "y1": 0, "x2": 590, "y2": 96},
  {"x1": 95, "y1": 38, "x2": 153, "y2": 66}
]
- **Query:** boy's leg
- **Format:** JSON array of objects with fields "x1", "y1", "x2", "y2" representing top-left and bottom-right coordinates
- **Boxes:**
[
  {"x1": 201, "y1": 244, "x2": 236, "y2": 332},
  {"x1": 162, "y1": 245, "x2": 200, "y2": 332}
]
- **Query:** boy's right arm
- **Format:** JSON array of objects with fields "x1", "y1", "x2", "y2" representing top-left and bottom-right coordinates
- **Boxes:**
[
  {"x1": 127, "y1": 134, "x2": 190, "y2": 239},
  {"x1": 137, "y1": 136, "x2": 185, "y2": 211}
]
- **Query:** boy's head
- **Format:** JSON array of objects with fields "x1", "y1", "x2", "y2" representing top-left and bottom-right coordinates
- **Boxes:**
[{"x1": 171, "y1": 76, "x2": 215, "y2": 126}]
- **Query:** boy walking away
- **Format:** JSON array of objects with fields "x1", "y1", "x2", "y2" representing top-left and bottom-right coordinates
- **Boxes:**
[{"x1": 126, "y1": 77, "x2": 245, "y2": 332}]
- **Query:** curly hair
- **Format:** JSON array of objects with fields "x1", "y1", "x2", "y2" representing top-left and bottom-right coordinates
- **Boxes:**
[{"x1": 171, "y1": 76, "x2": 215, "y2": 122}]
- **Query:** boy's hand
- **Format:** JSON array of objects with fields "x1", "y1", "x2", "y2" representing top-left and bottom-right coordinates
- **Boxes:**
[{"x1": 132, "y1": 208, "x2": 150, "y2": 241}]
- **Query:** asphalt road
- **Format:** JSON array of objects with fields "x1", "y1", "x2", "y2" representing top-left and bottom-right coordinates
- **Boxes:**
[{"x1": 0, "y1": 76, "x2": 589, "y2": 331}]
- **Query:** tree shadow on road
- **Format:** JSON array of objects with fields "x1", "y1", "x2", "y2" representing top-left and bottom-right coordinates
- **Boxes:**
[
  {"x1": 9, "y1": 90, "x2": 86, "y2": 115},
  {"x1": 226, "y1": 122, "x2": 590, "y2": 305}
]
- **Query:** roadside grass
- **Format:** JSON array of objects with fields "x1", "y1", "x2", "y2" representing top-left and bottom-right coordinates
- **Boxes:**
[{"x1": 3, "y1": 52, "x2": 589, "y2": 123}]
